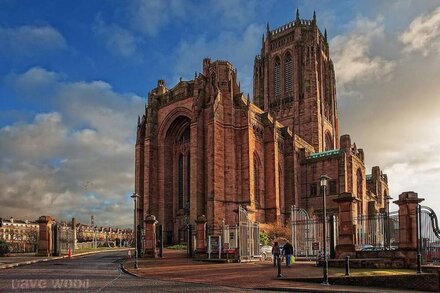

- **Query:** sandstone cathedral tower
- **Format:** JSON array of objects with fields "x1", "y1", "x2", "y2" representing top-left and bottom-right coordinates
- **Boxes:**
[{"x1": 135, "y1": 11, "x2": 389, "y2": 244}]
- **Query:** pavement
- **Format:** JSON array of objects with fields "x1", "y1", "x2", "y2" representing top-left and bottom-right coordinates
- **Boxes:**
[
  {"x1": 0, "y1": 250, "x2": 249, "y2": 292},
  {"x1": 0, "y1": 249, "x2": 433, "y2": 292},
  {"x1": 0, "y1": 248, "x2": 129, "y2": 270},
  {"x1": 123, "y1": 250, "x2": 431, "y2": 293}
]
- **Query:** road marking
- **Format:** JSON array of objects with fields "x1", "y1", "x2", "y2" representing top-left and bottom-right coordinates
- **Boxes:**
[{"x1": 95, "y1": 256, "x2": 125, "y2": 292}]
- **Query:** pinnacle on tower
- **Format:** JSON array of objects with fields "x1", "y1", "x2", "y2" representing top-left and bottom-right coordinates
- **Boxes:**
[
  {"x1": 313, "y1": 10, "x2": 316, "y2": 22},
  {"x1": 295, "y1": 8, "x2": 301, "y2": 25},
  {"x1": 324, "y1": 28, "x2": 328, "y2": 42}
]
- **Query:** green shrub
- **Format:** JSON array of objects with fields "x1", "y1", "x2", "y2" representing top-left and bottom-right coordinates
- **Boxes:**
[
  {"x1": 166, "y1": 244, "x2": 187, "y2": 250},
  {"x1": 259, "y1": 230, "x2": 270, "y2": 246},
  {"x1": 0, "y1": 240, "x2": 10, "y2": 256}
]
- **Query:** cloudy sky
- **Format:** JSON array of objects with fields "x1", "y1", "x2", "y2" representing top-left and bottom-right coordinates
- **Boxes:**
[{"x1": 1, "y1": 0, "x2": 440, "y2": 227}]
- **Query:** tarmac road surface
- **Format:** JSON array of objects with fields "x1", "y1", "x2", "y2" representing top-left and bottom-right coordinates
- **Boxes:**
[{"x1": 0, "y1": 251, "x2": 259, "y2": 292}]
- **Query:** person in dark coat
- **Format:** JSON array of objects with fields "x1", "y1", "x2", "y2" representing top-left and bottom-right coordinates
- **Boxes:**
[
  {"x1": 282, "y1": 241, "x2": 294, "y2": 267},
  {"x1": 272, "y1": 241, "x2": 281, "y2": 267}
]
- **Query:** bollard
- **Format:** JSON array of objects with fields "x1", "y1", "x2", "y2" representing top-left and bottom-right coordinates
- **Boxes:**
[
  {"x1": 345, "y1": 256, "x2": 350, "y2": 276},
  {"x1": 277, "y1": 255, "x2": 282, "y2": 278},
  {"x1": 417, "y1": 253, "x2": 422, "y2": 274}
]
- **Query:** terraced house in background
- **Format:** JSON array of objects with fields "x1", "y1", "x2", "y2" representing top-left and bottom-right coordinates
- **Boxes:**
[
  {"x1": 135, "y1": 11, "x2": 389, "y2": 245},
  {"x1": 0, "y1": 217, "x2": 38, "y2": 253}
]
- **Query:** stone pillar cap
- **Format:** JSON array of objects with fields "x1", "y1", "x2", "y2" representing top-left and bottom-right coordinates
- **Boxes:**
[
  {"x1": 145, "y1": 214, "x2": 158, "y2": 223},
  {"x1": 394, "y1": 191, "x2": 424, "y2": 205},
  {"x1": 196, "y1": 215, "x2": 207, "y2": 223},
  {"x1": 38, "y1": 216, "x2": 54, "y2": 223}
]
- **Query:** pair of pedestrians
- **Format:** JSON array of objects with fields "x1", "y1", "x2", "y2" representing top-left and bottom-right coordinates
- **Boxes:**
[{"x1": 272, "y1": 241, "x2": 294, "y2": 267}]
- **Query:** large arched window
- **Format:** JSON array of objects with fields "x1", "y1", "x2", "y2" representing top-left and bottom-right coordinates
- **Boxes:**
[
  {"x1": 284, "y1": 53, "x2": 292, "y2": 96},
  {"x1": 325, "y1": 132, "x2": 333, "y2": 151},
  {"x1": 274, "y1": 57, "x2": 281, "y2": 97},
  {"x1": 178, "y1": 154, "x2": 184, "y2": 209},
  {"x1": 186, "y1": 154, "x2": 190, "y2": 208},
  {"x1": 175, "y1": 124, "x2": 191, "y2": 210},
  {"x1": 278, "y1": 164, "x2": 283, "y2": 209},
  {"x1": 356, "y1": 168, "x2": 363, "y2": 197},
  {"x1": 254, "y1": 153, "x2": 261, "y2": 206},
  {"x1": 356, "y1": 168, "x2": 363, "y2": 214}
]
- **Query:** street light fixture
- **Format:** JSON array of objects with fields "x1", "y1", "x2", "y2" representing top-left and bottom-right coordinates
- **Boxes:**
[
  {"x1": 320, "y1": 174, "x2": 331, "y2": 286},
  {"x1": 386, "y1": 195, "x2": 393, "y2": 250},
  {"x1": 131, "y1": 193, "x2": 140, "y2": 269}
]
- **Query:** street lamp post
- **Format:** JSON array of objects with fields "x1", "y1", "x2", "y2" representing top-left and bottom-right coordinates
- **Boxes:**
[
  {"x1": 386, "y1": 195, "x2": 393, "y2": 250},
  {"x1": 320, "y1": 175, "x2": 331, "y2": 286},
  {"x1": 416, "y1": 204, "x2": 422, "y2": 274},
  {"x1": 131, "y1": 193, "x2": 140, "y2": 269}
]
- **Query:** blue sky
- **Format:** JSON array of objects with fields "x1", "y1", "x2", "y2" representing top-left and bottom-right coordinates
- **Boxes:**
[{"x1": 1, "y1": 0, "x2": 440, "y2": 227}]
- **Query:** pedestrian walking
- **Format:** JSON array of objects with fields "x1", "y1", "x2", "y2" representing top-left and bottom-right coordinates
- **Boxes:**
[
  {"x1": 272, "y1": 241, "x2": 281, "y2": 267},
  {"x1": 282, "y1": 241, "x2": 294, "y2": 267}
]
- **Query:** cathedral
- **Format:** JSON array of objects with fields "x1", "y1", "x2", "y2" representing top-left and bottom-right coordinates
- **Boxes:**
[{"x1": 135, "y1": 11, "x2": 389, "y2": 244}]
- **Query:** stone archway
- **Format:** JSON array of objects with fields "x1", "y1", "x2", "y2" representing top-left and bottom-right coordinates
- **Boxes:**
[{"x1": 161, "y1": 115, "x2": 191, "y2": 244}]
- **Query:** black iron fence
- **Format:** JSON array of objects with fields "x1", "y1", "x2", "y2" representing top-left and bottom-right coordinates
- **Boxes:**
[
  {"x1": 355, "y1": 212, "x2": 399, "y2": 251},
  {"x1": 420, "y1": 206, "x2": 440, "y2": 263}
]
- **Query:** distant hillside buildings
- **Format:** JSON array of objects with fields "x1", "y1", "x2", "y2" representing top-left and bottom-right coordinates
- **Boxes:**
[{"x1": 0, "y1": 217, "x2": 133, "y2": 253}]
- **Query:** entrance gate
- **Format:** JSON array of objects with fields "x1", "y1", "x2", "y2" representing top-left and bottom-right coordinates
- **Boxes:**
[
  {"x1": 291, "y1": 206, "x2": 337, "y2": 258},
  {"x1": 420, "y1": 206, "x2": 440, "y2": 263},
  {"x1": 52, "y1": 223, "x2": 74, "y2": 256},
  {"x1": 238, "y1": 205, "x2": 259, "y2": 261}
]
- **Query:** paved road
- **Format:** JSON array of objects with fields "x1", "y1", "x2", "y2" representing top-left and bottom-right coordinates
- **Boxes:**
[{"x1": 0, "y1": 251, "x2": 257, "y2": 292}]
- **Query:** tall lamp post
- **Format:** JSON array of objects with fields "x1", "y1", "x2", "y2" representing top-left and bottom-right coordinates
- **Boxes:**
[
  {"x1": 320, "y1": 175, "x2": 331, "y2": 286},
  {"x1": 386, "y1": 195, "x2": 393, "y2": 250},
  {"x1": 131, "y1": 193, "x2": 140, "y2": 269}
]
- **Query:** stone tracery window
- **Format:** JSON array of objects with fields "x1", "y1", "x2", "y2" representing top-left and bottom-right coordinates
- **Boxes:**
[
  {"x1": 284, "y1": 53, "x2": 292, "y2": 96},
  {"x1": 356, "y1": 168, "x2": 363, "y2": 214},
  {"x1": 324, "y1": 132, "x2": 333, "y2": 151},
  {"x1": 254, "y1": 153, "x2": 261, "y2": 206},
  {"x1": 274, "y1": 57, "x2": 281, "y2": 97},
  {"x1": 178, "y1": 154, "x2": 184, "y2": 209},
  {"x1": 176, "y1": 124, "x2": 191, "y2": 211}
]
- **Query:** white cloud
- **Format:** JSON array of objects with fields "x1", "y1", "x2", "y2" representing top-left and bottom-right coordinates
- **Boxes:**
[
  {"x1": 128, "y1": 0, "x2": 186, "y2": 36},
  {"x1": 331, "y1": 17, "x2": 395, "y2": 87},
  {"x1": 7, "y1": 67, "x2": 143, "y2": 140},
  {"x1": 127, "y1": 0, "x2": 267, "y2": 37},
  {"x1": 333, "y1": 10, "x2": 440, "y2": 214},
  {"x1": 93, "y1": 15, "x2": 142, "y2": 58},
  {"x1": 210, "y1": 0, "x2": 259, "y2": 29},
  {"x1": 174, "y1": 24, "x2": 262, "y2": 95},
  {"x1": 401, "y1": 5, "x2": 440, "y2": 56},
  {"x1": 0, "y1": 67, "x2": 144, "y2": 227},
  {"x1": 0, "y1": 25, "x2": 66, "y2": 54}
]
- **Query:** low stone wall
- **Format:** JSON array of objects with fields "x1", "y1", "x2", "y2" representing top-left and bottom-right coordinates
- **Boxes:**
[
  {"x1": 355, "y1": 250, "x2": 405, "y2": 259},
  {"x1": 288, "y1": 273, "x2": 439, "y2": 292},
  {"x1": 324, "y1": 250, "x2": 414, "y2": 268},
  {"x1": 76, "y1": 242, "x2": 94, "y2": 249},
  {"x1": 323, "y1": 257, "x2": 407, "y2": 269}
]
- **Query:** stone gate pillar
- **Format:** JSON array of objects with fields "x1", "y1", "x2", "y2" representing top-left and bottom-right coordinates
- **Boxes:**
[
  {"x1": 37, "y1": 216, "x2": 54, "y2": 256},
  {"x1": 144, "y1": 214, "x2": 158, "y2": 258},
  {"x1": 394, "y1": 191, "x2": 424, "y2": 265},
  {"x1": 334, "y1": 193, "x2": 359, "y2": 258},
  {"x1": 195, "y1": 215, "x2": 207, "y2": 254}
]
